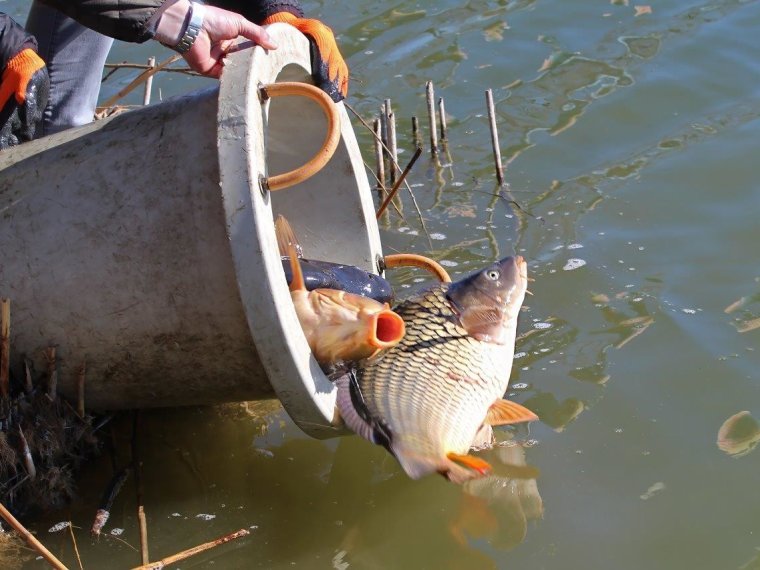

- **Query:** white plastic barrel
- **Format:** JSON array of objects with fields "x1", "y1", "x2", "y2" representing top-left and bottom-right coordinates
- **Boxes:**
[{"x1": 0, "y1": 24, "x2": 381, "y2": 438}]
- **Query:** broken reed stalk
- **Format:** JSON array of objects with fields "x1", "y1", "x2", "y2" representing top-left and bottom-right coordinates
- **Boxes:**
[
  {"x1": 130, "y1": 528, "x2": 250, "y2": 570},
  {"x1": 143, "y1": 57, "x2": 156, "y2": 106},
  {"x1": 344, "y1": 103, "x2": 432, "y2": 246},
  {"x1": 133, "y1": 411, "x2": 149, "y2": 565},
  {"x1": 0, "y1": 299, "x2": 9, "y2": 399},
  {"x1": 376, "y1": 147, "x2": 423, "y2": 219},
  {"x1": 100, "y1": 53, "x2": 181, "y2": 110},
  {"x1": 373, "y1": 119, "x2": 385, "y2": 190},
  {"x1": 426, "y1": 81, "x2": 438, "y2": 157},
  {"x1": 0, "y1": 502, "x2": 69, "y2": 570},
  {"x1": 91, "y1": 466, "x2": 132, "y2": 537},
  {"x1": 23, "y1": 359, "x2": 33, "y2": 396},
  {"x1": 45, "y1": 346, "x2": 57, "y2": 401},
  {"x1": 68, "y1": 521, "x2": 84, "y2": 570},
  {"x1": 76, "y1": 361, "x2": 86, "y2": 419},
  {"x1": 388, "y1": 111, "x2": 399, "y2": 186},
  {"x1": 438, "y1": 97, "x2": 448, "y2": 141},
  {"x1": 485, "y1": 88, "x2": 505, "y2": 185},
  {"x1": 411, "y1": 116, "x2": 420, "y2": 147},
  {"x1": 18, "y1": 426, "x2": 36, "y2": 480}
]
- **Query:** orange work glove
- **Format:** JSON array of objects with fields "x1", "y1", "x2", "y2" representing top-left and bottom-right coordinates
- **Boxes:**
[
  {"x1": 0, "y1": 48, "x2": 46, "y2": 110},
  {"x1": 262, "y1": 12, "x2": 348, "y2": 102}
]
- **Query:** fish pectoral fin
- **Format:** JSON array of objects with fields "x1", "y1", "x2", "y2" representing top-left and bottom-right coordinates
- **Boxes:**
[
  {"x1": 486, "y1": 399, "x2": 539, "y2": 426},
  {"x1": 446, "y1": 452, "x2": 492, "y2": 476}
]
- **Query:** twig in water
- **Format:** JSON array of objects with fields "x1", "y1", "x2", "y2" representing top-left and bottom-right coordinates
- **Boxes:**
[
  {"x1": 130, "y1": 528, "x2": 250, "y2": 570},
  {"x1": 373, "y1": 119, "x2": 385, "y2": 191},
  {"x1": 68, "y1": 521, "x2": 84, "y2": 570},
  {"x1": 485, "y1": 89, "x2": 505, "y2": 185},
  {"x1": 438, "y1": 97, "x2": 448, "y2": 141},
  {"x1": 133, "y1": 411, "x2": 149, "y2": 565},
  {"x1": 0, "y1": 502, "x2": 69, "y2": 570},
  {"x1": 411, "y1": 116, "x2": 420, "y2": 147},
  {"x1": 376, "y1": 147, "x2": 422, "y2": 219},
  {"x1": 91, "y1": 466, "x2": 132, "y2": 538},
  {"x1": 0, "y1": 299, "x2": 9, "y2": 400}
]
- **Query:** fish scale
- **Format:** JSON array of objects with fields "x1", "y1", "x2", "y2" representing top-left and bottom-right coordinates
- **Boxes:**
[
  {"x1": 336, "y1": 255, "x2": 537, "y2": 483},
  {"x1": 356, "y1": 284, "x2": 514, "y2": 460}
]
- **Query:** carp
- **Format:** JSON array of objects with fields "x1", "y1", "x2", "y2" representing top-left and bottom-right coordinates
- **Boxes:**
[{"x1": 336, "y1": 255, "x2": 538, "y2": 483}]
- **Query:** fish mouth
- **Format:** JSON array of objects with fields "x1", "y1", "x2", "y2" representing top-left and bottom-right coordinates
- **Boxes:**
[{"x1": 368, "y1": 309, "x2": 406, "y2": 349}]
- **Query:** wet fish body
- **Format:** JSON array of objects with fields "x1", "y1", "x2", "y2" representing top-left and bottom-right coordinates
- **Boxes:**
[
  {"x1": 337, "y1": 256, "x2": 537, "y2": 483},
  {"x1": 281, "y1": 258, "x2": 393, "y2": 304}
]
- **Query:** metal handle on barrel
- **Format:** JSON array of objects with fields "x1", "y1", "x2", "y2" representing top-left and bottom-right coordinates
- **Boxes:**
[{"x1": 259, "y1": 82, "x2": 341, "y2": 192}]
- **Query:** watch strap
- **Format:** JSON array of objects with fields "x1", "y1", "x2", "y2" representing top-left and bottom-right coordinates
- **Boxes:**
[{"x1": 174, "y1": 2, "x2": 205, "y2": 54}]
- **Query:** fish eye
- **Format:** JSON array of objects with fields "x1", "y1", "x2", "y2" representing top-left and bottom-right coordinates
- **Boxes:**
[{"x1": 486, "y1": 269, "x2": 500, "y2": 281}]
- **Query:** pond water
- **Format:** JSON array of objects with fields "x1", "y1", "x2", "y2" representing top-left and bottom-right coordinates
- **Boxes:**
[{"x1": 5, "y1": 0, "x2": 760, "y2": 568}]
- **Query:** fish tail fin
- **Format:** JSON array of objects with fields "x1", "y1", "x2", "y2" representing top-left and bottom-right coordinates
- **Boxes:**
[
  {"x1": 287, "y1": 242, "x2": 305, "y2": 293},
  {"x1": 274, "y1": 214, "x2": 301, "y2": 257},
  {"x1": 390, "y1": 445, "x2": 492, "y2": 484}
]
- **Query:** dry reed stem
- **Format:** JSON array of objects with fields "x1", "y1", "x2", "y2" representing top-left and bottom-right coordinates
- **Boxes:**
[
  {"x1": 373, "y1": 119, "x2": 385, "y2": 191},
  {"x1": 130, "y1": 528, "x2": 250, "y2": 570},
  {"x1": 68, "y1": 522, "x2": 83, "y2": 570},
  {"x1": 0, "y1": 502, "x2": 69, "y2": 570},
  {"x1": 345, "y1": 103, "x2": 432, "y2": 247},
  {"x1": 45, "y1": 346, "x2": 57, "y2": 401},
  {"x1": 426, "y1": 81, "x2": 438, "y2": 156},
  {"x1": 486, "y1": 88, "x2": 505, "y2": 185},
  {"x1": 75, "y1": 361, "x2": 86, "y2": 419},
  {"x1": 100, "y1": 54, "x2": 181, "y2": 110},
  {"x1": 1, "y1": 299, "x2": 9, "y2": 399},
  {"x1": 376, "y1": 147, "x2": 422, "y2": 219},
  {"x1": 438, "y1": 97, "x2": 448, "y2": 141}
]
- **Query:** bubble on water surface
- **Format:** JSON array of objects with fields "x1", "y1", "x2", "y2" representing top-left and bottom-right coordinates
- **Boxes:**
[
  {"x1": 563, "y1": 258, "x2": 586, "y2": 271},
  {"x1": 196, "y1": 514, "x2": 216, "y2": 521},
  {"x1": 430, "y1": 233, "x2": 446, "y2": 240},
  {"x1": 532, "y1": 322, "x2": 552, "y2": 330},
  {"x1": 110, "y1": 528, "x2": 125, "y2": 536},
  {"x1": 640, "y1": 482, "x2": 666, "y2": 500},
  {"x1": 440, "y1": 259, "x2": 458, "y2": 267},
  {"x1": 514, "y1": 351, "x2": 527, "y2": 359},
  {"x1": 567, "y1": 243, "x2": 584, "y2": 249}
]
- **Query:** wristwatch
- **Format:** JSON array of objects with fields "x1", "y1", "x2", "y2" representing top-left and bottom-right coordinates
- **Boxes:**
[{"x1": 174, "y1": 2, "x2": 205, "y2": 54}]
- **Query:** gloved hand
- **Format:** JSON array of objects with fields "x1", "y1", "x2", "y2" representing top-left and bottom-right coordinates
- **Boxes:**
[
  {"x1": 262, "y1": 12, "x2": 348, "y2": 102},
  {"x1": 0, "y1": 48, "x2": 49, "y2": 149}
]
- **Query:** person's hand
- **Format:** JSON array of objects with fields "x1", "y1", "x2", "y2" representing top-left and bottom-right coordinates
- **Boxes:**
[
  {"x1": 262, "y1": 12, "x2": 348, "y2": 102},
  {"x1": 0, "y1": 48, "x2": 49, "y2": 149},
  {"x1": 184, "y1": 4, "x2": 278, "y2": 78}
]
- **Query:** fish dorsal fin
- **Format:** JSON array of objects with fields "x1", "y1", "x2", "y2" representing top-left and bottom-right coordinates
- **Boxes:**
[
  {"x1": 486, "y1": 399, "x2": 538, "y2": 426},
  {"x1": 287, "y1": 242, "x2": 305, "y2": 293},
  {"x1": 275, "y1": 214, "x2": 301, "y2": 258}
]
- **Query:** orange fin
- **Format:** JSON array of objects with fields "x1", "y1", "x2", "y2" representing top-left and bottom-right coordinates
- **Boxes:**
[
  {"x1": 486, "y1": 399, "x2": 539, "y2": 426},
  {"x1": 287, "y1": 242, "x2": 305, "y2": 293},
  {"x1": 275, "y1": 214, "x2": 300, "y2": 257},
  {"x1": 446, "y1": 452, "x2": 492, "y2": 476}
]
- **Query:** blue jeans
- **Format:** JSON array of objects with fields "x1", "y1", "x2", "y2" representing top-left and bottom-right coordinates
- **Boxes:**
[{"x1": 25, "y1": 1, "x2": 113, "y2": 136}]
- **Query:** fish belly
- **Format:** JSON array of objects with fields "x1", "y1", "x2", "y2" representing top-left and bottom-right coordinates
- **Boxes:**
[{"x1": 356, "y1": 286, "x2": 514, "y2": 469}]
